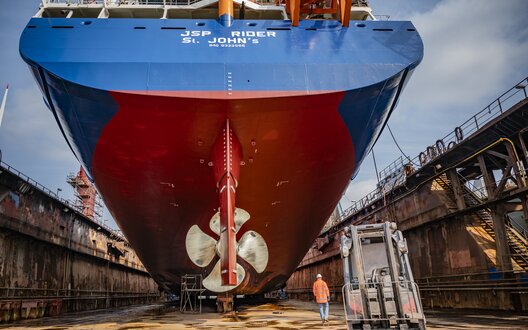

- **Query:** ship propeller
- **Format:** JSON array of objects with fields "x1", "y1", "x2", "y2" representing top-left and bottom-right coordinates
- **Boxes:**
[{"x1": 185, "y1": 208, "x2": 269, "y2": 292}]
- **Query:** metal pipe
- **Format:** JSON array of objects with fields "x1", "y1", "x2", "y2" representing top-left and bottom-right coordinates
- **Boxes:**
[
  {"x1": 350, "y1": 225, "x2": 369, "y2": 317},
  {"x1": 383, "y1": 222, "x2": 405, "y2": 322},
  {"x1": 396, "y1": 231, "x2": 423, "y2": 317},
  {"x1": 218, "y1": 0, "x2": 234, "y2": 26}
]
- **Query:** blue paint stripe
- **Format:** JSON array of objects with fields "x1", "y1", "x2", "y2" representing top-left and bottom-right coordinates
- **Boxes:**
[
  {"x1": 20, "y1": 18, "x2": 423, "y2": 92},
  {"x1": 20, "y1": 17, "x2": 423, "y2": 178}
]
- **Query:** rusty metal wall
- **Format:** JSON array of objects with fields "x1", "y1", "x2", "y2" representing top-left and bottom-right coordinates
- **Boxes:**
[
  {"x1": 287, "y1": 255, "x2": 344, "y2": 302},
  {"x1": 286, "y1": 182, "x2": 454, "y2": 300},
  {"x1": 0, "y1": 164, "x2": 159, "y2": 322},
  {"x1": 288, "y1": 96, "x2": 528, "y2": 311},
  {"x1": 286, "y1": 182, "x2": 528, "y2": 310}
]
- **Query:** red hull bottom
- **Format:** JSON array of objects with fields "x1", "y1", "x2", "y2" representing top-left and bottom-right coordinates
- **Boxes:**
[{"x1": 92, "y1": 91, "x2": 355, "y2": 293}]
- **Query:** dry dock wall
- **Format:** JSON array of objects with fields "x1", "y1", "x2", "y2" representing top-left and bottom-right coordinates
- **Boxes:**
[
  {"x1": 0, "y1": 162, "x2": 159, "y2": 322},
  {"x1": 287, "y1": 180, "x2": 457, "y2": 300},
  {"x1": 287, "y1": 96, "x2": 528, "y2": 311},
  {"x1": 286, "y1": 180, "x2": 528, "y2": 311}
]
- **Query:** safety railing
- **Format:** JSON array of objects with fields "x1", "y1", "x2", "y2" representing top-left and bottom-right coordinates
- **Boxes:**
[
  {"x1": 0, "y1": 160, "x2": 123, "y2": 240},
  {"x1": 454, "y1": 163, "x2": 524, "y2": 207},
  {"x1": 378, "y1": 156, "x2": 406, "y2": 183},
  {"x1": 1, "y1": 160, "x2": 72, "y2": 206},
  {"x1": 372, "y1": 14, "x2": 390, "y2": 20},
  {"x1": 507, "y1": 215, "x2": 528, "y2": 242},
  {"x1": 43, "y1": 1, "x2": 165, "y2": 5},
  {"x1": 323, "y1": 176, "x2": 400, "y2": 233},
  {"x1": 331, "y1": 77, "x2": 528, "y2": 231},
  {"x1": 416, "y1": 269, "x2": 528, "y2": 291},
  {"x1": 379, "y1": 76, "x2": 528, "y2": 181},
  {"x1": 42, "y1": 0, "x2": 200, "y2": 6},
  {"x1": 0, "y1": 160, "x2": 155, "y2": 273},
  {"x1": 44, "y1": 0, "x2": 105, "y2": 4},
  {"x1": 337, "y1": 188, "x2": 383, "y2": 220},
  {"x1": 438, "y1": 170, "x2": 528, "y2": 243},
  {"x1": 462, "y1": 177, "x2": 487, "y2": 200},
  {"x1": 0, "y1": 287, "x2": 159, "y2": 300},
  {"x1": 463, "y1": 177, "x2": 516, "y2": 201},
  {"x1": 42, "y1": 0, "x2": 279, "y2": 6}
]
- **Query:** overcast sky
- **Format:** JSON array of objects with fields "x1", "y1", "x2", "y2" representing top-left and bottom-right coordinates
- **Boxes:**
[{"x1": 1, "y1": 0, "x2": 527, "y2": 229}]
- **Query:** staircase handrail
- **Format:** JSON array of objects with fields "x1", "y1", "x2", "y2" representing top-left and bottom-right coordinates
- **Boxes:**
[
  {"x1": 454, "y1": 172, "x2": 488, "y2": 207},
  {"x1": 334, "y1": 75, "x2": 528, "y2": 232},
  {"x1": 461, "y1": 179, "x2": 487, "y2": 201},
  {"x1": 378, "y1": 76, "x2": 528, "y2": 187},
  {"x1": 506, "y1": 214, "x2": 528, "y2": 245}
]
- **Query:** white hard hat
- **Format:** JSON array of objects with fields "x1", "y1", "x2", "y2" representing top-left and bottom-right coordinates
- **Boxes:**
[{"x1": 316, "y1": 274, "x2": 322, "y2": 278}]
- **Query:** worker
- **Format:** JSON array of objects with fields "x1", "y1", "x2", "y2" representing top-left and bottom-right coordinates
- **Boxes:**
[{"x1": 313, "y1": 273, "x2": 330, "y2": 323}]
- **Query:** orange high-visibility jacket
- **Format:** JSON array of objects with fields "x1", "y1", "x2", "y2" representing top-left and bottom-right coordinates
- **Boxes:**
[{"x1": 312, "y1": 279, "x2": 330, "y2": 303}]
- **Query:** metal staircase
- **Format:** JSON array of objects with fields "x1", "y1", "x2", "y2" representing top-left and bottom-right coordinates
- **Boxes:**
[{"x1": 435, "y1": 174, "x2": 528, "y2": 270}]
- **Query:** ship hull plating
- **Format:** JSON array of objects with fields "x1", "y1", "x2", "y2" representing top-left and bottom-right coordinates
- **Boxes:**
[{"x1": 20, "y1": 18, "x2": 423, "y2": 293}]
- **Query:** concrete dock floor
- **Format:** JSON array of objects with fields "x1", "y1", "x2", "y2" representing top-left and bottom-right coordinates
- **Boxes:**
[{"x1": 0, "y1": 300, "x2": 527, "y2": 329}]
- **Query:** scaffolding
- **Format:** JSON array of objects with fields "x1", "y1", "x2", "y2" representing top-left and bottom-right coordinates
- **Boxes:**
[
  {"x1": 179, "y1": 274, "x2": 204, "y2": 313},
  {"x1": 67, "y1": 166, "x2": 103, "y2": 223}
]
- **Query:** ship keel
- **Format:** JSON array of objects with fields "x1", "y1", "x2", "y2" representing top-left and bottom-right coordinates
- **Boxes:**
[{"x1": 212, "y1": 120, "x2": 241, "y2": 286}]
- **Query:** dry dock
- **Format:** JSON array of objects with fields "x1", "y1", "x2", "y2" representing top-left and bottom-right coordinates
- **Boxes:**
[
  {"x1": 287, "y1": 78, "x2": 528, "y2": 311},
  {"x1": 0, "y1": 300, "x2": 527, "y2": 330},
  {"x1": 0, "y1": 161, "x2": 159, "y2": 321},
  {"x1": 1, "y1": 76, "x2": 527, "y2": 326}
]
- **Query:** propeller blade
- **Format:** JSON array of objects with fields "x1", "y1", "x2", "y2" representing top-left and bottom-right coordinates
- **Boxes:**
[
  {"x1": 202, "y1": 260, "x2": 246, "y2": 293},
  {"x1": 234, "y1": 208, "x2": 251, "y2": 230},
  {"x1": 209, "y1": 212, "x2": 221, "y2": 236},
  {"x1": 238, "y1": 231, "x2": 269, "y2": 273},
  {"x1": 209, "y1": 207, "x2": 251, "y2": 235},
  {"x1": 185, "y1": 225, "x2": 217, "y2": 267}
]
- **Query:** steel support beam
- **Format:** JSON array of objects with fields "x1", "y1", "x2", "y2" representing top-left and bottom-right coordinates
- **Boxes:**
[
  {"x1": 447, "y1": 169, "x2": 466, "y2": 210},
  {"x1": 518, "y1": 130, "x2": 528, "y2": 227},
  {"x1": 505, "y1": 141, "x2": 526, "y2": 189},
  {"x1": 478, "y1": 155, "x2": 496, "y2": 200},
  {"x1": 489, "y1": 205, "x2": 513, "y2": 271},
  {"x1": 518, "y1": 129, "x2": 528, "y2": 168},
  {"x1": 478, "y1": 155, "x2": 513, "y2": 271}
]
